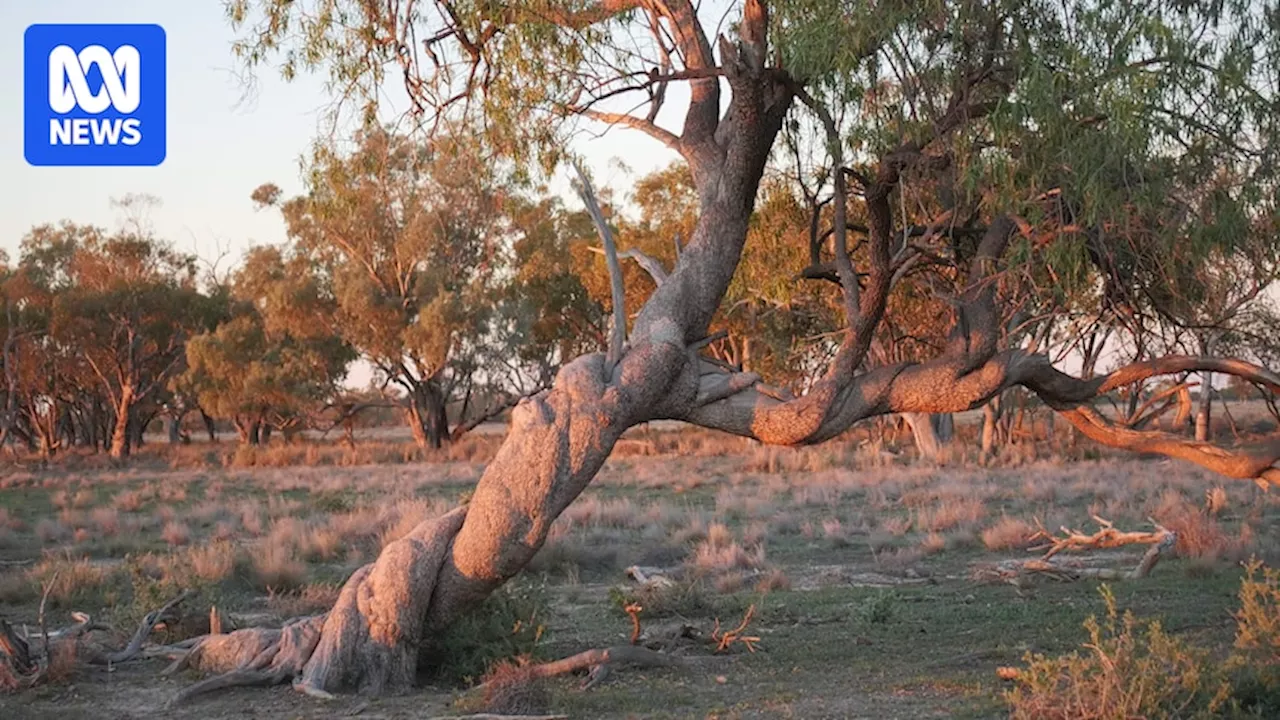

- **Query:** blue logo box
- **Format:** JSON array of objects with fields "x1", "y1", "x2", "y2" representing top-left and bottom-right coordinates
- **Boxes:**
[{"x1": 24, "y1": 24, "x2": 167, "y2": 167}]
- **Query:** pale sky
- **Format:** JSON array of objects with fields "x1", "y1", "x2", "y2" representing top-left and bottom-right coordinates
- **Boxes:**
[{"x1": 0, "y1": 1, "x2": 683, "y2": 269}]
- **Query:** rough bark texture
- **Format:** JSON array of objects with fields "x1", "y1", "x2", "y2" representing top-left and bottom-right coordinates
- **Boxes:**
[{"x1": 107, "y1": 386, "x2": 134, "y2": 459}]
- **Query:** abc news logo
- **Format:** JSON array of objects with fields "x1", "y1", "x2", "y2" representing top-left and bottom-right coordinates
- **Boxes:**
[{"x1": 24, "y1": 24, "x2": 166, "y2": 167}]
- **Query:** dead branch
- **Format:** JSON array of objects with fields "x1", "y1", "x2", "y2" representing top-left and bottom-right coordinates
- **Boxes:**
[
  {"x1": 37, "y1": 571, "x2": 57, "y2": 662},
  {"x1": 96, "y1": 589, "x2": 191, "y2": 664},
  {"x1": 572, "y1": 161, "x2": 626, "y2": 374},
  {"x1": 711, "y1": 604, "x2": 760, "y2": 653},
  {"x1": 588, "y1": 246, "x2": 669, "y2": 286},
  {"x1": 624, "y1": 603, "x2": 643, "y2": 645},
  {"x1": 0, "y1": 620, "x2": 33, "y2": 675},
  {"x1": 974, "y1": 518, "x2": 1178, "y2": 587},
  {"x1": 1029, "y1": 515, "x2": 1173, "y2": 559},
  {"x1": 477, "y1": 645, "x2": 683, "y2": 693}
]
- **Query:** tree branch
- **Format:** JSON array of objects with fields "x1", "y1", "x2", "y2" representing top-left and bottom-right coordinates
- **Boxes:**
[{"x1": 571, "y1": 161, "x2": 627, "y2": 374}]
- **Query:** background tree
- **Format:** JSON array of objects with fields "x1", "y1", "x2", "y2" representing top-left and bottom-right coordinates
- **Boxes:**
[
  {"x1": 484, "y1": 195, "x2": 607, "y2": 395},
  {"x1": 51, "y1": 229, "x2": 218, "y2": 459},
  {"x1": 254, "y1": 128, "x2": 505, "y2": 448},
  {"x1": 182, "y1": 246, "x2": 356, "y2": 444}
]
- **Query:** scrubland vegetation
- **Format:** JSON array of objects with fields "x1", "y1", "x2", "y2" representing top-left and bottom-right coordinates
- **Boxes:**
[{"x1": 3, "y1": 417, "x2": 1280, "y2": 717}]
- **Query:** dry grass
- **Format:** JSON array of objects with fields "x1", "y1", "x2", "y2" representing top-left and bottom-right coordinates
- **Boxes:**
[
  {"x1": 755, "y1": 568, "x2": 792, "y2": 592},
  {"x1": 161, "y1": 521, "x2": 191, "y2": 547},
  {"x1": 917, "y1": 497, "x2": 987, "y2": 532},
  {"x1": 113, "y1": 490, "x2": 144, "y2": 512},
  {"x1": 35, "y1": 519, "x2": 69, "y2": 545},
  {"x1": 251, "y1": 542, "x2": 307, "y2": 591},
  {"x1": 982, "y1": 516, "x2": 1038, "y2": 551},
  {"x1": 267, "y1": 583, "x2": 342, "y2": 618},
  {"x1": 89, "y1": 507, "x2": 120, "y2": 536},
  {"x1": 469, "y1": 659, "x2": 550, "y2": 716},
  {"x1": 187, "y1": 541, "x2": 237, "y2": 584},
  {"x1": 28, "y1": 555, "x2": 108, "y2": 608},
  {"x1": 2, "y1": 422, "x2": 1276, "y2": 715},
  {"x1": 687, "y1": 530, "x2": 768, "y2": 577}
]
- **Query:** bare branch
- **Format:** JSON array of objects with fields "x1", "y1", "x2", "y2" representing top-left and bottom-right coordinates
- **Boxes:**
[
  {"x1": 580, "y1": 109, "x2": 682, "y2": 151},
  {"x1": 571, "y1": 161, "x2": 627, "y2": 375},
  {"x1": 793, "y1": 86, "x2": 858, "y2": 327},
  {"x1": 588, "y1": 246, "x2": 669, "y2": 285}
]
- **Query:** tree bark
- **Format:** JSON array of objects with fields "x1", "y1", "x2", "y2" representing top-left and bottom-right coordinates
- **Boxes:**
[
  {"x1": 904, "y1": 412, "x2": 951, "y2": 461},
  {"x1": 108, "y1": 386, "x2": 135, "y2": 460},
  {"x1": 1196, "y1": 336, "x2": 1214, "y2": 441},
  {"x1": 200, "y1": 408, "x2": 218, "y2": 442},
  {"x1": 405, "y1": 380, "x2": 449, "y2": 449},
  {"x1": 981, "y1": 395, "x2": 1002, "y2": 459}
]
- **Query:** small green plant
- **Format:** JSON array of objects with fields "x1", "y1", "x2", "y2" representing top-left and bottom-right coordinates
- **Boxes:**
[
  {"x1": 424, "y1": 579, "x2": 550, "y2": 684},
  {"x1": 857, "y1": 590, "x2": 898, "y2": 625},
  {"x1": 609, "y1": 579, "x2": 751, "y2": 619},
  {"x1": 310, "y1": 491, "x2": 353, "y2": 514}
]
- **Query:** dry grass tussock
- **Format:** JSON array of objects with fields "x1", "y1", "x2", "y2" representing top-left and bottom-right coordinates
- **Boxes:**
[{"x1": 983, "y1": 516, "x2": 1038, "y2": 551}]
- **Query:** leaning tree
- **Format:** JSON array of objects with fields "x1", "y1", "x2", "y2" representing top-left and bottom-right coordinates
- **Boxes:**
[{"x1": 165, "y1": 0, "x2": 1280, "y2": 696}]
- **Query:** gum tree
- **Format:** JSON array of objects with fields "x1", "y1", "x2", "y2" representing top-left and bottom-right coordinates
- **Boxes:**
[
  {"x1": 180, "y1": 0, "x2": 1280, "y2": 696},
  {"x1": 253, "y1": 128, "x2": 504, "y2": 448}
]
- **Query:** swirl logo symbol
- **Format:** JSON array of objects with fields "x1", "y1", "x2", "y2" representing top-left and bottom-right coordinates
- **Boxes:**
[{"x1": 48, "y1": 45, "x2": 142, "y2": 115}]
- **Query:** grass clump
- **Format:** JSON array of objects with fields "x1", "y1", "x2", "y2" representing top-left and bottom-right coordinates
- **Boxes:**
[{"x1": 452, "y1": 659, "x2": 552, "y2": 716}]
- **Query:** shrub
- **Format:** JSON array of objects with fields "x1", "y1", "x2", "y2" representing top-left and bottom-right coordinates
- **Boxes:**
[
  {"x1": 422, "y1": 581, "x2": 549, "y2": 684},
  {"x1": 457, "y1": 660, "x2": 551, "y2": 716},
  {"x1": 1005, "y1": 562, "x2": 1280, "y2": 719},
  {"x1": 1006, "y1": 585, "x2": 1230, "y2": 719},
  {"x1": 186, "y1": 541, "x2": 237, "y2": 584}
]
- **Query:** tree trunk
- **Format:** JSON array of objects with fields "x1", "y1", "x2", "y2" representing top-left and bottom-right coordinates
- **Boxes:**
[
  {"x1": 166, "y1": 406, "x2": 190, "y2": 444},
  {"x1": 90, "y1": 396, "x2": 104, "y2": 452},
  {"x1": 233, "y1": 416, "x2": 260, "y2": 445},
  {"x1": 260, "y1": 423, "x2": 273, "y2": 446},
  {"x1": 130, "y1": 412, "x2": 149, "y2": 449},
  {"x1": 1195, "y1": 335, "x2": 1214, "y2": 441},
  {"x1": 200, "y1": 408, "x2": 218, "y2": 442},
  {"x1": 981, "y1": 395, "x2": 1002, "y2": 459},
  {"x1": 180, "y1": 32, "x2": 793, "y2": 698},
  {"x1": 904, "y1": 412, "x2": 952, "y2": 462},
  {"x1": 405, "y1": 380, "x2": 448, "y2": 449},
  {"x1": 108, "y1": 387, "x2": 135, "y2": 460}
]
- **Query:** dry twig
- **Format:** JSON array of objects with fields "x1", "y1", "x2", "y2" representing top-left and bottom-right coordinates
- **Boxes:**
[{"x1": 711, "y1": 604, "x2": 760, "y2": 653}]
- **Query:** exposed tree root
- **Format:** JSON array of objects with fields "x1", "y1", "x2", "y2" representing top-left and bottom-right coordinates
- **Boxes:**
[
  {"x1": 485, "y1": 646, "x2": 685, "y2": 692},
  {"x1": 0, "y1": 589, "x2": 190, "y2": 689},
  {"x1": 165, "y1": 507, "x2": 470, "y2": 703},
  {"x1": 169, "y1": 667, "x2": 293, "y2": 706},
  {"x1": 95, "y1": 589, "x2": 192, "y2": 665}
]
